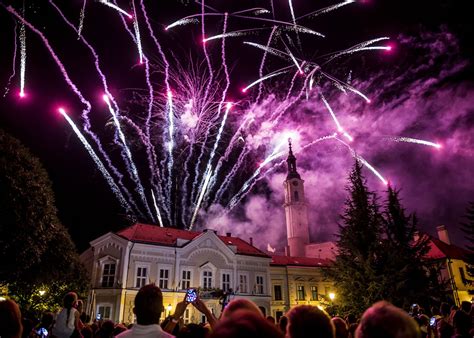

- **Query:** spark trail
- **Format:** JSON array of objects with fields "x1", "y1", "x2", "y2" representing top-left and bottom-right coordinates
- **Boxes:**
[
  {"x1": 19, "y1": 12, "x2": 26, "y2": 98},
  {"x1": 59, "y1": 108, "x2": 133, "y2": 213},
  {"x1": 388, "y1": 136, "x2": 442, "y2": 149},
  {"x1": 98, "y1": 0, "x2": 132, "y2": 19},
  {"x1": 77, "y1": 0, "x2": 86, "y2": 39}
]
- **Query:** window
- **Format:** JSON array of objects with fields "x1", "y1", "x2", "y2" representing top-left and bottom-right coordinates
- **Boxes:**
[
  {"x1": 297, "y1": 285, "x2": 305, "y2": 300},
  {"x1": 239, "y1": 274, "x2": 248, "y2": 293},
  {"x1": 135, "y1": 267, "x2": 148, "y2": 288},
  {"x1": 181, "y1": 270, "x2": 191, "y2": 290},
  {"x1": 159, "y1": 269, "x2": 169, "y2": 289},
  {"x1": 274, "y1": 285, "x2": 282, "y2": 300},
  {"x1": 101, "y1": 263, "x2": 116, "y2": 287},
  {"x1": 203, "y1": 271, "x2": 213, "y2": 289},
  {"x1": 276, "y1": 311, "x2": 284, "y2": 322},
  {"x1": 97, "y1": 305, "x2": 112, "y2": 320},
  {"x1": 294, "y1": 191, "x2": 299, "y2": 201},
  {"x1": 222, "y1": 273, "x2": 231, "y2": 292},
  {"x1": 311, "y1": 286, "x2": 318, "y2": 300},
  {"x1": 256, "y1": 275, "x2": 264, "y2": 294}
]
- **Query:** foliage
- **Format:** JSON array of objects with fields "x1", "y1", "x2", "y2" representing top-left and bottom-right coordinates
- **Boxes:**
[
  {"x1": 328, "y1": 161, "x2": 445, "y2": 315},
  {"x1": 0, "y1": 129, "x2": 88, "y2": 316},
  {"x1": 460, "y1": 201, "x2": 474, "y2": 276}
]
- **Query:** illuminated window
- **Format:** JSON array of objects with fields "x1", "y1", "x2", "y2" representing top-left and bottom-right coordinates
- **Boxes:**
[{"x1": 297, "y1": 285, "x2": 305, "y2": 300}]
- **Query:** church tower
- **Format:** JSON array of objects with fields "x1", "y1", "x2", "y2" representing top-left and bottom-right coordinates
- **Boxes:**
[{"x1": 284, "y1": 139, "x2": 310, "y2": 257}]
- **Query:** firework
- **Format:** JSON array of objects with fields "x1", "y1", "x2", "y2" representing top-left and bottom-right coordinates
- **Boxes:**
[
  {"x1": 1, "y1": 1, "x2": 442, "y2": 231},
  {"x1": 388, "y1": 136, "x2": 442, "y2": 149}
]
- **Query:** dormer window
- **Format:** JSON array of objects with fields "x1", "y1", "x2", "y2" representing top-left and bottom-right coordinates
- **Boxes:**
[{"x1": 102, "y1": 263, "x2": 116, "y2": 287}]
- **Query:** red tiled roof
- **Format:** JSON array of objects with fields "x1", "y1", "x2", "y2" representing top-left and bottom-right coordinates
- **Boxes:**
[
  {"x1": 425, "y1": 236, "x2": 470, "y2": 260},
  {"x1": 116, "y1": 223, "x2": 269, "y2": 257},
  {"x1": 271, "y1": 255, "x2": 331, "y2": 267}
]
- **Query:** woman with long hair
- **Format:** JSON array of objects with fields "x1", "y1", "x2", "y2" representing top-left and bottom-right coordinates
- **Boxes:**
[{"x1": 52, "y1": 292, "x2": 81, "y2": 338}]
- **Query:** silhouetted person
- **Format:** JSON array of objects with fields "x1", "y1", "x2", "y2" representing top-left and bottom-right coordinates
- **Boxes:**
[
  {"x1": 210, "y1": 309, "x2": 283, "y2": 338},
  {"x1": 0, "y1": 299, "x2": 23, "y2": 338},
  {"x1": 332, "y1": 317, "x2": 349, "y2": 338},
  {"x1": 286, "y1": 305, "x2": 335, "y2": 338},
  {"x1": 277, "y1": 315, "x2": 288, "y2": 335},
  {"x1": 116, "y1": 284, "x2": 173, "y2": 338},
  {"x1": 355, "y1": 301, "x2": 420, "y2": 338},
  {"x1": 176, "y1": 323, "x2": 209, "y2": 338},
  {"x1": 221, "y1": 299, "x2": 263, "y2": 320},
  {"x1": 452, "y1": 310, "x2": 471, "y2": 338},
  {"x1": 437, "y1": 303, "x2": 453, "y2": 338}
]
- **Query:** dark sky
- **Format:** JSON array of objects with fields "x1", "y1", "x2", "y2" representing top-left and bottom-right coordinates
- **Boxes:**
[{"x1": 0, "y1": 0, "x2": 473, "y2": 252}]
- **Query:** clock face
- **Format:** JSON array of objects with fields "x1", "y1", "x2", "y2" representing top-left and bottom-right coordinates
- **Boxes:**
[{"x1": 292, "y1": 181, "x2": 298, "y2": 186}]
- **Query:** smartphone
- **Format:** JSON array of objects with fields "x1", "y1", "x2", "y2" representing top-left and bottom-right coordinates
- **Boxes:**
[
  {"x1": 96, "y1": 313, "x2": 102, "y2": 320},
  {"x1": 185, "y1": 288, "x2": 198, "y2": 303},
  {"x1": 36, "y1": 328, "x2": 48, "y2": 338},
  {"x1": 430, "y1": 317, "x2": 436, "y2": 327}
]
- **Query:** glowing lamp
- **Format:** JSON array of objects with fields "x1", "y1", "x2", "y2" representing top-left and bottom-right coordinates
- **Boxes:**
[
  {"x1": 39, "y1": 290, "x2": 46, "y2": 296},
  {"x1": 329, "y1": 292, "x2": 335, "y2": 300}
]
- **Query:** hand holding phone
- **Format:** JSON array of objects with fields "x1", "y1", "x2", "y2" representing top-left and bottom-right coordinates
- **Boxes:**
[{"x1": 185, "y1": 288, "x2": 198, "y2": 303}]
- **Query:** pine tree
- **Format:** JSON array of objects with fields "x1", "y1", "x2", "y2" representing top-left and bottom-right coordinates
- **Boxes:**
[
  {"x1": 380, "y1": 186, "x2": 439, "y2": 309},
  {"x1": 460, "y1": 201, "x2": 474, "y2": 276},
  {"x1": 329, "y1": 162, "x2": 385, "y2": 315}
]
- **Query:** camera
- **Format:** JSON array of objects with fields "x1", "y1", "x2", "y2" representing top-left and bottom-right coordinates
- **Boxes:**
[{"x1": 185, "y1": 288, "x2": 198, "y2": 303}]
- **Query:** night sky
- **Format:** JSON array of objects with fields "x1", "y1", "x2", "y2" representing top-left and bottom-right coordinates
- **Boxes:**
[{"x1": 0, "y1": 0, "x2": 473, "y2": 252}]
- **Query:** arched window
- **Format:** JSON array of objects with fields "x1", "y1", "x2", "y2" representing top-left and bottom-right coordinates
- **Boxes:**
[{"x1": 294, "y1": 191, "x2": 299, "y2": 202}]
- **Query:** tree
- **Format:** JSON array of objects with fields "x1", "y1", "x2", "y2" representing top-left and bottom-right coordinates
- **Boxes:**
[
  {"x1": 380, "y1": 187, "x2": 445, "y2": 309},
  {"x1": 460, "y1": 201, "x2": 474, "y2": 277},
  {"x1": 0, "y1": 129, "x2": 87, "y2": 314},
  {"x1": 329, "y1": 162, "x2": 385, "y2": 315}
]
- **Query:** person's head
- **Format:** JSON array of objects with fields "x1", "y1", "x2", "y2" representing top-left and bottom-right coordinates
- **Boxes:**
[
  {"x1": 210, "y1": 309, "x2": 283, "y2": 338},
  {"x1": 221, "y1": 299, "x2": 262, "y2": 320},
  {"x1": 278, "y1": 315, "x2": 288, "y2": 334},
  {"x1": 177, "y1": 323, "x2": 210, "y2": 338},
  {"x1": 460, "y1": 301, "x2": 471, "y2": 314},
  {"x1": 0, "y1": 299, "x2": 23, "y2": 338},
  {"x1": 97, "y1": 320, "x2": 115, "y2": 338},
  {"x1": 63, "y1": 292, "x2": 78, "y2": 309},
  {"x1": 452, "y1": 310, "x2": 470, "y2": 334},
  {"x1": 133, "y1": 284, "x2": 164, "y2": 325},
  {"x1": 81, "y1": 326, "x2": 93, "y2": 338},
  {"x1": 113, "y1": 324, "x2": 127, "y2": 336},
  {"x1": 439, "y1": 303, "x2": 450, "y2": 317},
  {"x1": 346, "y1": 314, "x2": 357, "y2": 325},
  {"x1": 286, "y1": 305, "x2": 335, "y2": 338},
  {"x1": 75, "y1": 299, "x2": 84, "y2": 312},
  {"x1": 266, "y1": 316, "x2": 276, "y2": 325},
  {"x1": 332, "y1": 317, "x2": 349, "y2": 338},
  {"x1": 39, "y1": 312, "x2": 54, "y2": 329},
  {"x1": 355, "y1": 301, "x2": 420, "y2": 338}
]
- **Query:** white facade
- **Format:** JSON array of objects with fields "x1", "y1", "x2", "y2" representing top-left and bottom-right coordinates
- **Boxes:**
[{"x1": 81, "y1": 228, "x2": 272, "y2": 324}]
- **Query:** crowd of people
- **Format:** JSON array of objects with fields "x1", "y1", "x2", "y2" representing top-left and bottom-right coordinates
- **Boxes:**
[{"x1": 1, "y1": 284, "x2": 473, "y2": 338}]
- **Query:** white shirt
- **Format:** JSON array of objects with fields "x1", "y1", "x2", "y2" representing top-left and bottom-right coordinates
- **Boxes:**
[
  {"x1": 116, "y1": 324, "x2": 175, "y2": 338},
  {"x1": 53, "y1": 308, "x2": 78, "y2": 338}
]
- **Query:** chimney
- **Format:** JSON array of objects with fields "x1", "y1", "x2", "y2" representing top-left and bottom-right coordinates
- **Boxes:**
[
  {"x1": 437, "y1": 225, "x2": 451, "y2": 244},
  {"x1": 226, "y1": 232, "x2": 231, "y2": 237},
  {"x1": 249, "y1": 237, "x2": 253, "y2": 246}
]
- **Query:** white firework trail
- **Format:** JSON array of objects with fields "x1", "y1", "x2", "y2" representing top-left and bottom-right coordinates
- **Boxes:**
[
  {"x1": 132, "y1": 1, "x2": 144, "y2": 64},
  {"x1": 77, "y1": 0, "x2": 86, "y2": 39},
  {"x1": 296, "y1": 0, "x2": 355, "y2": 20},
  {"x1": 151, "y1": 190, "x2": 164, "y2": 227},
  {"x1": 388, "y1": 136, "x2": 442, "y2": 149},
  {"x1": 19, "y1": 15, "x2": 26, "y2": 98},
  {"x1": 98, "y1": 0, "x2": 132, "y2": 19},
  {"x1": 59, "y1": 108, "x2": 133, "y2": 213},
  {"x1": 242, "y1": 70, "x2": 289, "y2": 93}
]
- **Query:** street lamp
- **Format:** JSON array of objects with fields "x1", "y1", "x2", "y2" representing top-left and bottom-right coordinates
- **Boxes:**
[
  {"x1": 167, "y1": 304, "x2": 172, "y2": 317},
  {"x1": 39, "y1": 290, "x2": 46, "y2": 296},
  {"x1": 329, "y1": 292, "x2": 335, "y2": 301}
]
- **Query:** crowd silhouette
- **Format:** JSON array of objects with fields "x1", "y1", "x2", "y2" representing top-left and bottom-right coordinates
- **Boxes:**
[{"x1": 1, "y1": 284, "x2": 473, "y2": 338}]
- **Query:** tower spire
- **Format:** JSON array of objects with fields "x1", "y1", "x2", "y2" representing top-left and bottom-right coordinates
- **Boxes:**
[{"x1": 287, "y1": 138, "x2": 301, "y2": 179}]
